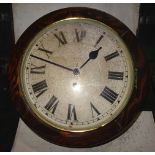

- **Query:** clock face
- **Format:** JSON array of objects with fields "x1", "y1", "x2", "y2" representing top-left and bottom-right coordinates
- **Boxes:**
[{"x1": 20, "y1": 18, "x2": 134, "y2": 132}]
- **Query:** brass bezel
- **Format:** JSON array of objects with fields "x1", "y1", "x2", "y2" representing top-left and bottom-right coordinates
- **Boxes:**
[{"x1": 19, "y1": 17, "x2": 134, "y2": 132}]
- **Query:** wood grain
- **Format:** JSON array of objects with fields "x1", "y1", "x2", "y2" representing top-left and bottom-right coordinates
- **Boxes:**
[{"x1": 7, "y1": 7, "x2": 148, "y2": 148}]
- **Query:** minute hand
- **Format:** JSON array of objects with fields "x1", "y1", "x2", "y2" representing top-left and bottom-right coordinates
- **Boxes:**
[
  {"x1": 80, "y1": 47, "x2": 102, "y2": 69},
  {"x1": 30, "y1": 54, "x2": 74, "y2": 72}
]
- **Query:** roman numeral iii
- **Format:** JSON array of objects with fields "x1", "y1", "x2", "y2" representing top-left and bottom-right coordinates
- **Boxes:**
[
  {"x1": 32, "y1": 80, "x2": 48, "y2": 98},
  {"x1": 100, "y1": 86, "x2": 118, "y2": 104},
  {"x1": 108, "y1": 71, "x2": 124, "y2": 80}
]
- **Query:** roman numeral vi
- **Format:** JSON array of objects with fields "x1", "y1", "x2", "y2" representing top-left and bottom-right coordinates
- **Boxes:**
[{"x1": 67, "y1": 104, "x2": 77, "y2": 121}]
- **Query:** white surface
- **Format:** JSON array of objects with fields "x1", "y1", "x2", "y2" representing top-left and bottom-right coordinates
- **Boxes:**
[{"x1": 11, "y1": 3, "x2": 155, "y2": 151}]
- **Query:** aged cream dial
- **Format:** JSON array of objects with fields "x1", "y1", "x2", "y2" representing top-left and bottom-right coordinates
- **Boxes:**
[{"x1": 20, "y1": 18, "x2": 134, "y2": 131}]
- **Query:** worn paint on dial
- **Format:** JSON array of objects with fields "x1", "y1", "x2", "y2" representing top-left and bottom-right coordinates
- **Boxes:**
[{"x1": 20, "y1": 18, "x2": 134, "y2": 131}]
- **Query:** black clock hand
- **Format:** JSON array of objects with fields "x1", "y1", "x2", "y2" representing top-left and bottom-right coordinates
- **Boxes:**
[
  {"x1": 30, "y1": 54, "x2": 74, "y2": 72},
  {"x1": 80, "y1": 47, "x2": 102, "y2": 69}
]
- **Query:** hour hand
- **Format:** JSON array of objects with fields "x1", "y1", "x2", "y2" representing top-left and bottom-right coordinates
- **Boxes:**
[
  {"x1": 80, "y1": 47, "x2": 102, "y2": 69},
  {"x1": 30, "y1": 54, "x2": 74, "y2": 72}
]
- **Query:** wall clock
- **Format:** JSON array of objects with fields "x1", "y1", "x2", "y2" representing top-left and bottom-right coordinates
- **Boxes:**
[{"x1": 8, "y1": 7, "x2": 148, "y2": 148}]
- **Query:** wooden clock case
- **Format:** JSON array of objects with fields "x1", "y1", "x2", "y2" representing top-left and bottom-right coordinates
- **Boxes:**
[{"x1": 8, "y1": 7, "x2": 148, "y2": 148}]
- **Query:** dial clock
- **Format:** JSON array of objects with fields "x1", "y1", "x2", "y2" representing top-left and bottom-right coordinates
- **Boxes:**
[{"x1": 8, "y1": 7, "x2": 148, "y2": 147}]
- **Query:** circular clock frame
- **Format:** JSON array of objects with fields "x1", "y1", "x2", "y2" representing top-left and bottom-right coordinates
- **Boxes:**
[{"x1": 8, "y1": 7, "x2": 148, "y2": 147}]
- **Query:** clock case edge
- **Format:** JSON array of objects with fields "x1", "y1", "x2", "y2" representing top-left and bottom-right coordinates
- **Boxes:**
[{"x1": 7, "y1": 7, "x2": 148, "y2": 148}]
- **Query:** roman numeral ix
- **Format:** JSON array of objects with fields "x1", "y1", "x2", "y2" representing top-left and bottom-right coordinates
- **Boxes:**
[
  {"x1": 32, "y1": 80, "x2": 48, "y2": 98},
  {"x1": 30, "y1": 64, "x2": 46, "y2": 74}
]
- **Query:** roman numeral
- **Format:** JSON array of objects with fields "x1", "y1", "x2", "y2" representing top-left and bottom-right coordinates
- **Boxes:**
[
  {"x1": 38, "y1": 47, "x2": 53, "y2": 55},
  {"x1": 38, "y1": 45, "x2": 53, "y2": 59},
  {"x1": 108, "y1": 71, "x2": 124, "y2": 80},
  {"x1": 104, "y1": 51, "x2": 119, "y2": 61},
  {"x1": 90, "y1": 102, "x2": 101, "y2": 118},
  {"x1": 54, "y1": 31, "x2": 67, "y2": 46},
  {"x1": 32, "y1": 80, "x2": 48, "y2": 98},
  {"x1": 75, "y1": 29, "x2": 86, "y2": 42},
  {"x1": 44, "y1": 95, "x2": 59, "y2": 114},
  {"x1": 100, "y1": 86, "x2": 118, "y2": 104},
  {"x1": 30, "y1": 64, "x2": 46, "y2": 74},
  {"x1": 67, "y1": 104, "x2": 77, "y2": 121},
  {"x1": 94, "y1": 33, "x2": 104, "y2": 47}
]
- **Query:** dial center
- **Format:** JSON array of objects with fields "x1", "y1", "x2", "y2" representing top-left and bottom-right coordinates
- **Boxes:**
[{"x1": 73, "y1": 68, "x2": 80, "y2": 75}]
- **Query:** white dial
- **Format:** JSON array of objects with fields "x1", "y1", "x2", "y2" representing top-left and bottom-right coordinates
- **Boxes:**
[{"x1": 20, "y1": 18, "x2": 134, "y2": 131}]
